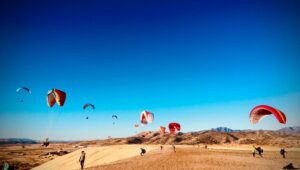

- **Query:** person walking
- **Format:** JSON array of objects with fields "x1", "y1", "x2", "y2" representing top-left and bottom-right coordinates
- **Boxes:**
[
  {"x1": 79, "y1": 151, "x2": 86, "y2": 169},
  {"x1": 172, "y1": 145, "x2": 176, "y2": 152}
]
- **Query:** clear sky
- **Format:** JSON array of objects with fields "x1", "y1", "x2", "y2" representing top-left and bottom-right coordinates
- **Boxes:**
[{"x1": 0, "y1": 0, "x2": 300, "y2": 140}]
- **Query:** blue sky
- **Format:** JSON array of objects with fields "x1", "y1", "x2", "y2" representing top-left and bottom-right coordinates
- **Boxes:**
[{"x1": 0, "y1": 0, "x2": 300, "y2": 140}]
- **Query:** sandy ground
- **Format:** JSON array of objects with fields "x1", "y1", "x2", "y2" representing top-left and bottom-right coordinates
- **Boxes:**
[
  {"x1": 32, "y1": 145, "x2": 158, "y2": 170},
  {"x1": 88, "y1": 145, "x2": 300, "y2": 170},
  {"x1": 32, "y1": 145, "x2": 300, "y2": 170}
]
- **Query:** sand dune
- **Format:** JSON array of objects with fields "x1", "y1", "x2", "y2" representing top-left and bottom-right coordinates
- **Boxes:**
[
  {"x1": 88, "y1": 145, "x2": 300, "y2": 170},
  {"x1": 32, "y1": 145, "x2": 159, "y2": 170}
]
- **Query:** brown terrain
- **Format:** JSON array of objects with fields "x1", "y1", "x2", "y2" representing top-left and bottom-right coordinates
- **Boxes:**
[
  {"x1": 1, "y1": 130, "x2": 300, "y2": 169},
  {"x1": 87, "y1": 145, "x2": 300, "y2": 170}
]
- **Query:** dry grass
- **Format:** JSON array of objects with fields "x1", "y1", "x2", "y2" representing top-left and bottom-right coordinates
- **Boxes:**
[{"x1": 0, "y1": 143, "x2": 76, "y2": 169}]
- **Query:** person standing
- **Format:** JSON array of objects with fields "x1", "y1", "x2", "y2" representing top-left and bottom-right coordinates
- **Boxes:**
[
  {"x1": 252, "y1": 146, "x2": 256, "y2": 157},
  {"x1": 79, "y1": 151, "x2": 86, "y2": 169},
  {"x1": 280, "y1": 148, "x2": 287, "y2": 158},
  {"x1": 172, "y1": 145, "x2": 176, "y2": 152},
  {"x1": 160, "y1": 145, "x2": 163, "y2": 150}
]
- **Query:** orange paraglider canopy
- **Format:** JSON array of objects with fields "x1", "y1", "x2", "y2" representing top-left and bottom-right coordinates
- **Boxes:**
[{"x1": 159, "y1": 126, "x2": 166, "y2": 135}]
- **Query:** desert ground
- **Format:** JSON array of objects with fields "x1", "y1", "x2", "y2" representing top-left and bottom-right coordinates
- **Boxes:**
[
  {"x1": 29, "y1": 144, "x2": 300, "y2": 170},
  {"x1": 0, "y1": 143, "x2": 77, "y2": 169},
  {"x1": 1, "y1": 130, "x2": 300, "y2": 169}
]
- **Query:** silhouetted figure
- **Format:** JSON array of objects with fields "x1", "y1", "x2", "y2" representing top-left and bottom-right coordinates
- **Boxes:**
[
  {"x1": 256, "y1": 147, "x2": 263, "y2": 157},
  {"x1": 172, "y1": 145, "x2": 176, "y2": 152},
  {"x1": 140, "y1": 148, "x2": 146, "y2": 156},
  {"x1": 204, "y1": 145, "x2": 207, "y2": 149},
  {"x1": 42, "y1": 138, "x2": 50, "y2": 147},
  {"x1": 280, "y1": 148, "x2": 287, "y2": 159},
  {"x1": 79, "y1": 151, "x2": 86, "y2": 169},
  {"x1": 283, "y1": 163, "x2": 295, "y2": 169},
  {"x1": 160, "y1": 145, "x2": 163, "y2": 150}
]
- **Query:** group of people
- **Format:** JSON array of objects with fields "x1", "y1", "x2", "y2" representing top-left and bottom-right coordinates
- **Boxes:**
[
  {"x1": 251, "y1": 146, "x2": 264, "y2": 157},
  {"x1": 251, "y1": 146, "x2": 287, "y2": 159},
  {"x1": 78, "y1": 145, "x2": 289, "y2": 169},
  {"x1": 141, "y1": 145, "x2": 176, "y2": 156}
]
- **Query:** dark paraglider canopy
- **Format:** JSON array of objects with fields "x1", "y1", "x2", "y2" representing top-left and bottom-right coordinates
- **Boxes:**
[
  {"x1": 16, "y1": 87, "x2": 31, "y2": 102},
  {"x1": 16, "y1": 87, "x2": 31, "y2": 94},
  {"x1": 83, "y1": 104, "x2": 95, "y2": 110}
]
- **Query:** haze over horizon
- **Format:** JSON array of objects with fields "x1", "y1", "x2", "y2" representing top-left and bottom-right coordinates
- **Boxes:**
[{"x1": 1, "y1": 0, "x2": 300, "y2": 140}]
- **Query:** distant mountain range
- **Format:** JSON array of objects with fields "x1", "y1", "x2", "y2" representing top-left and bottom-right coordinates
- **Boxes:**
[
  {"x1": 211, "y1": 126, "x2": 300, "y2": 133},
  {"x1": 0, "y1": 138, "x2": 38, "y2": 144},
  {"x1": 1, "y1": 126, "x2": 299, "y2": 145},
  {"x1": 278, "y1": 126, "x2": 300, "y2": 133},
  {"x1": 211, "y1": 127, "x2": 241, "y2": 132}
]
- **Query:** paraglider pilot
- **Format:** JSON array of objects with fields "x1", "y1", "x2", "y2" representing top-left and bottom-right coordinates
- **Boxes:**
[
  {"x1": 280, "y1": 148, "x2": 287, "y2": 159},
  {"x1": 256, "y1": 146, "x2": 263, "y2": 157},
  {"x1": 140, "y1": 148, "x2": 146, "y2": 156},
  {"x1": 79, "y1": 151, "x2": 86, "y2": 169},
  {"x1": 42, "y1": 138, "x2": 50, "y2": 147},
  {"x1": 252, "y1": 146, "x2": 256, "y2": 157}
]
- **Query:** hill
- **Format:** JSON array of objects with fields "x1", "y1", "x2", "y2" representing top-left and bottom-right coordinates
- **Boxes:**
[
  {"x1": 76, "y1": 128, "x2": 300, "y2": 147},
  {"x1": 278, "y1": 126, "x2": 300, "y2": 133}
]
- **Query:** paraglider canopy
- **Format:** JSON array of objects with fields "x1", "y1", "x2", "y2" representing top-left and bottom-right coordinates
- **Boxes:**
[
  {"x1": 168, "y1": 122, "x2": 181, "y2": 135},
  {"x1": 140, "y1": 111, "x2": 154, "y2": 125},
  {"x1": 250, "y1": 105, "x2": 286, "y2": 124},
  {"x1": 16, "y1": 87, "x2": 31, "y2": 94},
  {"x1": 83, "y1": 103, "x2": 95, "y2": 110},
  {"x1": 47, "y1": 89, "x2": 66, "y2": 107},
  {"x1": 159, "y1": 126, "x2": 166, "y2": 135},
  {"x1": 112, "y1": 115, "x2": 118, "y2": 125},
  {"x1": 16, "y1": 87, "x2": 31, "y2": 102}
]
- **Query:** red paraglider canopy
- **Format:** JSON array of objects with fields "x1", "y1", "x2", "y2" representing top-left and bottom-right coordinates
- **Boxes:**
[
  {"x1": 140, "y1": 111, "x2": 154, "y2": 125},
  {"x1": 168, "y1": 122, "x2": 181, "y2": 135},
  {"x1": 47, "y1": 89, "x2": 66, "y2": 107},
  {"x1": 250, "y1": 105, "x2": 286, "y2": 124}
]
